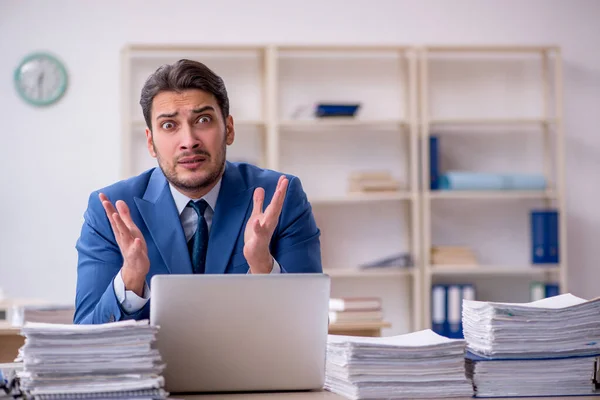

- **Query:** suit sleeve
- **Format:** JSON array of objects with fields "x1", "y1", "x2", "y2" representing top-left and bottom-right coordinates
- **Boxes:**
[
  {"x1": 73, "y1": 191, "x2": 150, "y2": 324},
  {"x1": 272, "y1": 176, "x2": 322, "y2": 273}
]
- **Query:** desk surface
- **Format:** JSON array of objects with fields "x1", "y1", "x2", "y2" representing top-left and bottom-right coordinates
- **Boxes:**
[
  {"x1": 178, "y1": 392, "x2": 582, "y2": 399},
  {"x1": 177, "y1": 390, "x2": 342, "y2": 399}
]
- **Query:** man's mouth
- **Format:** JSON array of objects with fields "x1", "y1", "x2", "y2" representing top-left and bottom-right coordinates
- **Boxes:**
[{"x1": 178, "y1": 155, "x2": 207, "y2": 169}]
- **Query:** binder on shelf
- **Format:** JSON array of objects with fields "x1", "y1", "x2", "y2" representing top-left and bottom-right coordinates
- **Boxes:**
[
  {"x1": 530, "y1": 282, "x2": 561, "y2": 301},
  {"x1": 430, "y1": 136, "x2": 439, "y2": 190},
  {"x1": 531, "y1": 209, "x2": 559, "y2": 264},
  {"x1": 545, "y1": 282, "x2": 560, "y2": 298},
  {"x1": 431, "y1": 284, "x2": 476, "y2": 339},
  {"x1": 431, "y1": 285, "x2": 446, "y2": 337}
]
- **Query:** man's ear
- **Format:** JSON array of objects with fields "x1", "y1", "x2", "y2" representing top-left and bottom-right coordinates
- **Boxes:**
[
  {"x1": 146, "y1": 128, "x2": 157, "y2": 158},
  {"x1": 225, "y1": 115, "x2": 235, "y2": 145}
]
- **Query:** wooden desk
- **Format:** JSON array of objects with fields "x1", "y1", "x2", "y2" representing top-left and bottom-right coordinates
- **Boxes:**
[
  {"x1": 0, "y1": 323, "x2": 23, "y2": 363},
  {"x1": 328, "y1": 321, "x2": 391, "y2": 337},
  {"x1": 177, "y1": 391, "x2": 343, "y2": 399},
  {"x1": 179, "y1": 393, "x2": 581, "y2": 400}
]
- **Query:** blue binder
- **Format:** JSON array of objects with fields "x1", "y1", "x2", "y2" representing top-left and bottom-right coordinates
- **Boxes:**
[
  {"x1": 531, "y1": 209, "x2": 559, "y2": 264},
  {"x1": 431, "y1": 284, "x2": 476, "y2": 339},
  {"x1": 545, "y1": 283, "x2": 560, "y2": 298},
  {"x1": 431, "y1": 284, "x2": 446, "y2": 336},
  {"x1": 430, "y1": 136, "x2": 439, "y2": 190}
]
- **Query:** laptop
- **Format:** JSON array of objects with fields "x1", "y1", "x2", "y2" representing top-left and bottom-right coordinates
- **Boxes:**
[{"x1": 149, "y1": 273, "x2": 330, "y2": 393}]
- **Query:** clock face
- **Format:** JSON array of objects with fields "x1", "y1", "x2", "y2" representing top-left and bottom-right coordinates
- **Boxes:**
[{"x1": 14, "y1": 53, "x2": 68, "y2": 106}]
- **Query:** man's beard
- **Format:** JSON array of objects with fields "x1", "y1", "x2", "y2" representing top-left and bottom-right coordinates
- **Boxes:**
[{"x1": 154, "y1": 140, "x2": 226, "y2": 194}]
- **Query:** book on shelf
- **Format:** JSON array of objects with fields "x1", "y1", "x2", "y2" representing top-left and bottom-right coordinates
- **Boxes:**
[
  {"x1": 431, "y1": 246, "x2": 478, "y2": 266},
  {"x1": 431, "y1": 284, "x2": 475, "y2": 339},
  {"x1": 359, "y1": 252, "x2": 413, "y2": 269},
  {"x1": 530, "y1": 209, "x2": 559, "y2": 264},
  {"x1": 348, "y1": 170, "x2": 402, "y2": 193},
  {"x1": 329, "y1": 297, "x2": 382, "y2": 312},
  {"x1": 438, "y1": 172, "x2": 547, "y2": 191},
  {"x1": 328, "y1": 310, "x2": 384, "y2": 324},
  {"x1": 430, "y1": 136, "x2": 440, "y2": 190},
  {"x1": 530, "y1": 281, "x2": 560, "y2": 301}
]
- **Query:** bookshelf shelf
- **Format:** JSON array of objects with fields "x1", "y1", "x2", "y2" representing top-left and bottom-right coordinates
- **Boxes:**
[
  {"x1": 324, "y1": 267, "x2": 413, "y2": 278},
  {"x1": 310, "y1": 192, "x2": 414, "y2": 205},
  {"x1": 428, "y1": 117, "x2": 556, "y2": 126},
  {"x1": 426, "y1": 190, "x2": 556, "y2": 200},
  {"x1": 278, "y1": 119, "x2": 409, "y2": 130},
  {"x1": 427, "y1": 265, "x2": 560, "y2": 276}
]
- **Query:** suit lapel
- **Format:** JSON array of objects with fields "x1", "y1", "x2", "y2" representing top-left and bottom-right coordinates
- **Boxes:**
[
  {"x1": 134, "y1": 169, "x2": 192, "y2": 275},
  {"x1": 206, "y1": 162, "x2": 254, "y2": 274}
]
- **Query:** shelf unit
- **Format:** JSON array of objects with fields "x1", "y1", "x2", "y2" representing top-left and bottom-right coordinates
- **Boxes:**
[
  {"x1": 419, "y1": 45, "x2": 567, "y2": 330},
  {"x1": 122, "y1": 44, "x2": 421, "y2": 335},
  {"x1": 121, "y1": 43, "x2": 566, "y2": 336}
]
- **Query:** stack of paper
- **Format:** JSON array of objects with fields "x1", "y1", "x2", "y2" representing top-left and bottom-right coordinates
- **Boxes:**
[
  {"x1": 463, "y1": 293, "x2": 600, "y2": 359},
  {"x1": 462, "y1": 294, "x2": 600, "y2": 397},
  {"x1": 11, "y1": 304, "x2": 75, "y2": 326},
  {"x1": 465, "y1": 355, "x2": 599, "y2": 397},
  {"x1": 325, "y1": 329, "x2": 473, "y2": 399},
  {"x1": 17, "y1": 319, "x2": 167, "y2": 400}
]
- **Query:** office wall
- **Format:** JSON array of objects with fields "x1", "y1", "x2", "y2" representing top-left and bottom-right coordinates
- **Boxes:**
[{"x1": 0, "y1": 0, "x2": 599, "y2": 306}]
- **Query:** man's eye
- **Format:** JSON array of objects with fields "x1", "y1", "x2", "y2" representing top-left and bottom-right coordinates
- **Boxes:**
[
  {"x1": 161, "y1": 121, "x2": 175, "y2": 130},
  {"x1": 198, "y1": 116, "x2": 212, "y2": 124}
]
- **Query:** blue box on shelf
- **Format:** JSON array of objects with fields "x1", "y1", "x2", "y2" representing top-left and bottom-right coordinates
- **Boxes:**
[{"x1": 315, "y1": 103, "x2": 361, "y2": 118}]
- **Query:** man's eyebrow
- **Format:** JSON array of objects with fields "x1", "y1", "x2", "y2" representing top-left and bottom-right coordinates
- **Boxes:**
[
  {"x1": 192, "y1": 106, "x2": 216, "y2": 114},
  {"x1": 156, "y1": 111, "x2": 177, "y2": 120}
]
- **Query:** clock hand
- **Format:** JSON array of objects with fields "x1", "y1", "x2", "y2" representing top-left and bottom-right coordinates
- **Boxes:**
[{"x1": 37, "y1": 72, "x2": 45, "y2": 99}]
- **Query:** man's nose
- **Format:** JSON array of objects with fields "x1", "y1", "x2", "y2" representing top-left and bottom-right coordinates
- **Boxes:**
[{"x1": 180, "y1": 123, "x2": 200, "y2": 149}]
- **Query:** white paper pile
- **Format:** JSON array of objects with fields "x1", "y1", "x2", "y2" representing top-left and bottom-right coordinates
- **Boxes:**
[
  {"x1": 325, "y1": 329, "x2": 473, "y2": 399},
  {"x1": 462, "y1": 294, "x2": 600, "y2": 397},
  {"x1": 465, "y1": 355, "x2": 599, "y2": 397},
  {"x1": 11, "y1": 304, "x2": 75, "y2": 326},
  {"x1": 463, "y1": 293, "x2": 600, "y2": 359},
  {"x1": 17, "y1": 319, "x2": 167, "y2": 400}
]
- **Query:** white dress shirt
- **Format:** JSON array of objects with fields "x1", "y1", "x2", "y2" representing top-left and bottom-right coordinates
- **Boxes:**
[{"x1": 114, "y1": 178, "x2": 281, "y2": 314}]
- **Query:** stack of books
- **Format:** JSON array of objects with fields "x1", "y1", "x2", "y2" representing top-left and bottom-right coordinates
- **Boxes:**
[
  {"x1": 348, "y1": 171, "x2": 401, "y2": 193},
  {"x1": 431, "y1": 246, "x2": 477, "y2": 266},
  {"x1": 16, "y1": 319, "x2": 168, "y2": 400},
  {"x1": 462, "y1": 293, "x2": 600, "y2": 397},
  {"x1": 324, "y1": 329, "x2": 473, "y2": 399},
  {"x1": 329, "y1": 298, "x2": 383, "y2": 325}
]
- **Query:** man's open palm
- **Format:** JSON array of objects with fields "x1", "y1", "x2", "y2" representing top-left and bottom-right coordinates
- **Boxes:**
[{"x1": 244, "y1": 175, "x2": 289, "y2": 273}]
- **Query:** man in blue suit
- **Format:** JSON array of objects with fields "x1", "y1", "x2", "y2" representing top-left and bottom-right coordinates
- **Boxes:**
[{"x1": 74, "y1": 59, "x2": 322, "y2": 324}]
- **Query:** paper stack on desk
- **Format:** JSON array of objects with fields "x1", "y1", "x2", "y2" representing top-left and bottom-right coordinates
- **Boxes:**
[
  {"x1": 462, "y1": 294, "x2": 600, "y2": 397},
  {"x1": 324, "y1": 329, "x2": 473, "y2": 399},
  {"x1": 16, "y1": 319, "x2": 167, "y2": 400}
]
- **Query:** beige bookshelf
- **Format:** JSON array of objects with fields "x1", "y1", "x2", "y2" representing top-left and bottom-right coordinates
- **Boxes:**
[
  {"x1": 419, "y1": 45, "x2": 567, "y2": 330},
  {"x1": 121, "y1": 44, "x2": 421, "y2": 335},
  {"x1": 120, "y1": 43, "x2": 566, "y2": 335}
]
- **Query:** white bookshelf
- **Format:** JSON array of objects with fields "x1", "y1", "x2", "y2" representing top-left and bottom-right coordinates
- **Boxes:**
[
  {"x1": 121, "y1": 44, "x2": 421, "y2": 335},
  {"x1": 419, "y1": 45, "x2": 567, "y2": 327},
  {"x1": 121, "y1": 43, "x2": 566, "y2": 335}
]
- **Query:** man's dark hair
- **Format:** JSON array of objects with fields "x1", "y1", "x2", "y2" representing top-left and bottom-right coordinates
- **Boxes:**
[{"x1": 139, "y1": 59, "x2": 230, "y2": 130}]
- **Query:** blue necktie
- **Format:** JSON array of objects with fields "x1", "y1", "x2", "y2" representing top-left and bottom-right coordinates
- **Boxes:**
[{"x1": 187, "y1": 199, "x2": 209, "y2": 274}]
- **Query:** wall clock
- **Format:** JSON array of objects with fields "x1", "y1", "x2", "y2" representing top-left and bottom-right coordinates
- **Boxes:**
[{"x1": 14, "y1": 52, "x2": 68, "y2": 106}]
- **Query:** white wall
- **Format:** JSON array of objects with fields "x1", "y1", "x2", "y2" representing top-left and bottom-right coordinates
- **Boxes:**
[{"x1": 1, "y1": 0, "x2": 599, "y2": 308}]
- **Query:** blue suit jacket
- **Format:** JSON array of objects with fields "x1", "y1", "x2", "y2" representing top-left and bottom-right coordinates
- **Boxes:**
[{"x1": 74, "y1": 162, "x2": 322, "y2": 324}]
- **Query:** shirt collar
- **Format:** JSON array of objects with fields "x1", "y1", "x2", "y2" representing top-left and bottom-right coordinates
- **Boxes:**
[{"x1": 169, "y1": 177, "x2": 222, "y2": 216}]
